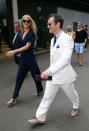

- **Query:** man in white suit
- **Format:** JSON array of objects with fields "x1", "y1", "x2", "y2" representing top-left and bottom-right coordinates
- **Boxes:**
[{"x1": 28, "y1": 13, "x2": 79, "y2": 124}]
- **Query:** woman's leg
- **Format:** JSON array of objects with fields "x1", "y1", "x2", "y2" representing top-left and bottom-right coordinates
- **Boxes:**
[
  {"x1": 12, "y1": 60, "x2": 28, "y2": 99},
  {"x1": 30, "y1": 60, "x2": 43, "y2": 94}
]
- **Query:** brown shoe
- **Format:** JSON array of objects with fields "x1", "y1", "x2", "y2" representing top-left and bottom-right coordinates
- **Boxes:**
[
  {"x1": 71, "y1": 109, "x2": 79, "y2": 117},
  {"x1": 27, "y1": 118, "x2": 45, "y2": 125}
]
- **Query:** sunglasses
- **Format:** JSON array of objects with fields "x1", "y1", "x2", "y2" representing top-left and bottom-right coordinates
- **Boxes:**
[
  {"x1": 47, "y1": 23, "x2": 51, "y2": 26},
  {"x1": 22, "y1": 20, "x2": 31, "y2": 23}
]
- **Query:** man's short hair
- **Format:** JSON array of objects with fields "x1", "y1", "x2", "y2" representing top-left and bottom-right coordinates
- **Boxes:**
[
  {"x1": 78, "y1": 22, "x2": 82, "y2": 25},
  {"x1": 48, "y1": 13, "x2": 64, "y2": 29},
  {"x1": 14, "y1": 21, "x2": 20, "y2": 26}
]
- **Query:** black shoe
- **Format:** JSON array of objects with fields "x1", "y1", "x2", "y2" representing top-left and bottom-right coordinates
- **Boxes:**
[{"x1": 79, "y1": 64, "x2": 82, "y2": 66}]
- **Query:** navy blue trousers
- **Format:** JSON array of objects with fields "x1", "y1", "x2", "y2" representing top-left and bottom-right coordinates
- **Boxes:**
[{"x1": 12, "y1": 55, "x2": 43, "y2": 99}]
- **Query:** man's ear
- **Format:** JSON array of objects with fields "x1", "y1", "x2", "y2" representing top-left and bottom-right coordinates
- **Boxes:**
[{"x1": 57, "y1": 22, "x2": 60, "y2": 27}]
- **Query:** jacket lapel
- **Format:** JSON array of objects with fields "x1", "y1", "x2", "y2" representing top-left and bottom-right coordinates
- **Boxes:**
[{"x1": 51, "y1": 32, "x2": 64, "y2": 59}]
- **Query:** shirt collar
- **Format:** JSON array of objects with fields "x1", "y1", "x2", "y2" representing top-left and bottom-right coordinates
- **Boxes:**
[
  {"x1": 77, "y1": 28, "x2": 83, "y2": 31},
  {"x1": 54, "y1": 30, "x2": 63, "y2": 40}
]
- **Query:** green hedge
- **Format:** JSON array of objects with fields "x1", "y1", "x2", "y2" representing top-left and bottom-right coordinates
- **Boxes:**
[{"x1": 36, "y1": 17, "x2": 53, "y2": 49}]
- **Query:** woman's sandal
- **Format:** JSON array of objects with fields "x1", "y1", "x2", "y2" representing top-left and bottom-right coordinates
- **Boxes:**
[
  {"x1": 7, "y1": 98, "x2": 18, "y2": 105},
  {"x1": 35, "y1": 91, "x2": 44, "y2": 96}
]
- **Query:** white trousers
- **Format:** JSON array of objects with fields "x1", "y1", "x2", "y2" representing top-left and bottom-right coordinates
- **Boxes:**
[{"x1": 36, "y1": 81, "x2": 79, "y2": 121}]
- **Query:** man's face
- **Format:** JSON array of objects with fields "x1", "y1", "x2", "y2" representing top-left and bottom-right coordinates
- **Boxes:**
[
  {"x1": 83, "y1": 26, "x2": 87, "y2": 30},
  {"x1": 78, "y1": 23, "x2": 82, "y2": 29},
  {"x1": 14, "y1": 24, "x2": 20, "y2": 32},
  {"x1": 47, "y1": 17, "x2": 60, "y2": 34}
]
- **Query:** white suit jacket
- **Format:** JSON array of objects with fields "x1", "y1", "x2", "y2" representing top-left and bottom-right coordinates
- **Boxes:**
[{"x1": 48, "y1": 31, "x2": 77, "y2": 84}]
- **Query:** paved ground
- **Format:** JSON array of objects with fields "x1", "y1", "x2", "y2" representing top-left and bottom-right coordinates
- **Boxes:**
[{"x1": 0, "y1": 46, "x2": 89, "y2": 131}]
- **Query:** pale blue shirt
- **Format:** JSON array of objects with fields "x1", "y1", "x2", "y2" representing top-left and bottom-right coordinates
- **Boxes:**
[
  {"x1": 46, "y1": 30, "x2": 63, "y2": 76},
  {"x1": 13, "y1": 32, "x2": 18, "y2": 44}
]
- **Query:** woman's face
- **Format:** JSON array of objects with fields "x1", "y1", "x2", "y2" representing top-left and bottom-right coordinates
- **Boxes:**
[
  {"x1": 22, "y1": 16, "x2": 31, "y2": 29},
  {"x1": 69, "y1": 26, "x2": 72, "y2": 32}
]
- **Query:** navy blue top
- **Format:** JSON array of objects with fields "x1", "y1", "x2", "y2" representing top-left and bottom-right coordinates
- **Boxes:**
[
  {"x1": 75, "y1": 29, "x2": 87, "y2": 43},
  {"x1": 20, "y1": 29, "x2": 36, "y2": 57}
]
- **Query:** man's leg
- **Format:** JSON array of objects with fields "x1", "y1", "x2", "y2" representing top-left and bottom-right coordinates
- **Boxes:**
[
  {"x1": 77, "y1": 53, "x2": 80, "y2": 63},
  {"x1": 79, "y1": 53, "x2": 83, "y2": 65},
  {"x1": 36, "y1": 81, "x2": 60, "y2": 121},
  {"x1": 78, "y1": 43, "x2": 84, "y2": 66},
  {"x1": 75, "y1": 43, "x2": 80, "y2": 63},
  {"x1": 61, "y1": 82, "x2": 79, "y2": 111}
]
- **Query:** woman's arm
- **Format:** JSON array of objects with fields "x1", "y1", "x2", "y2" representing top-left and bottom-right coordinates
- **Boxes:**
[
  {"x1": 73, "y1": 32, "x2": 76, "y2": 40},
  {"x1": 6, "y1": 42, "x2": 31, "y2": 57}
]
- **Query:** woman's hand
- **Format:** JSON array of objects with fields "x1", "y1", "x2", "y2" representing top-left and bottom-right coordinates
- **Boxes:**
[{"x1": 6, "y1": 50, "x2": 15, "y2": 57}]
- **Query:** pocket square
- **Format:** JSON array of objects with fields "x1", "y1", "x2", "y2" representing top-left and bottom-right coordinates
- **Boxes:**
[
  {"x1": 35, "y1": 75, "x2": 52, "y2": 81},
  {"x1": 56, "y1": 45, "x2": 60, "y2": 48}
]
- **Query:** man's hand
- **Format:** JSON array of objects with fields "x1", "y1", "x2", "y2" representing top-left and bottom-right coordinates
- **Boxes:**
[
  {"x1": 83, "y1": 43, "x2": 86, "y2": 47},
  {"x1": 41, "y1": 72, "x2": 49, "y2": 79}
]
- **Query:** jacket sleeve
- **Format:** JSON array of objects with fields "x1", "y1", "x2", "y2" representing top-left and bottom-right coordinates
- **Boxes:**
[{"x1": 48, "y1": 36, "x2": 74, "y2": 75}]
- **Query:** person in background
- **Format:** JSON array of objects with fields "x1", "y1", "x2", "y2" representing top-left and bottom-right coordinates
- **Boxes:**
[
  {"x1": 65, "y1": 25, "x2": 75, "y2": 52},
  {"x1": 12, "y1": 21, "x2": 22, "y2": 65},
  {"x1": 28, "y1": 13, "x2": 79, "y2": 125},
  {"x1": 74, "y1": 22, "x2": 87, "y2": 66},
  {"x1": 0, "y1": 27, "x2": 2, "y2": 53},
  {"x1": 65, "y1": 25, "x2": 75, "y2": 40},
  {"x1": 83, "y1": 25, "x2": 88, "y2": 52},
  {"x1": 6, "y1": 14, "x2": 43, "y2": 105}
]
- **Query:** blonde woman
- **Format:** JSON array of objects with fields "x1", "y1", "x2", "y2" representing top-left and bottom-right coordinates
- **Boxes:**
[
  {"x1": 6, "y1": 14, "x2": 43, "y2": 105},
  {"x1": 65, "y1": 25, "x2": 75, "y2": 40}
]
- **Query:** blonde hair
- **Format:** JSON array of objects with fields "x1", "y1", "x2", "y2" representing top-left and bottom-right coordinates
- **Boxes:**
[
  {"x1": 65, "y1": 25, "x2": 75, "y2": 39},
  {"x1": 66, "y1": 25, "x2": 72, "y2": 32},
  {"x1": 21, "y1": 14, "x2": 37, "y2": 33}
]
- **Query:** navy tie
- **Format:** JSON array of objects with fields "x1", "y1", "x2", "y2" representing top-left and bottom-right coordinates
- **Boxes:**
[{"x1": 53, "y1": 36, "x2": 56, "y2": 46}]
